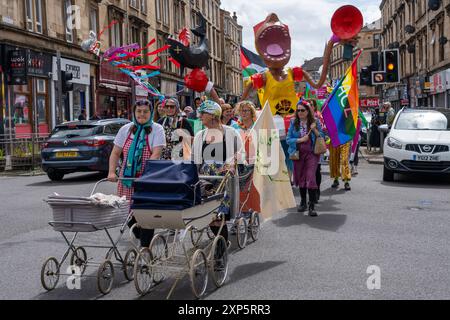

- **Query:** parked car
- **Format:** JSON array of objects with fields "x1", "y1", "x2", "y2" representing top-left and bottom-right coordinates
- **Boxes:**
[
  {"x1": 41, "y1": 119, "x2": 130, "y2": 181},
  {"x1": 383, "y1": 108, "x2": 450, "y2": 182}
]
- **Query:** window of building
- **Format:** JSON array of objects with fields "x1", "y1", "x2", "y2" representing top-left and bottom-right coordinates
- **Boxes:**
[
  {"x1": 25, "y1": 0, "x2": 44, "y2": 33},
  {"x1": 156, "y1": 0, "x2": 161, "y2": 21},
  {"x1": 438, "y1": 20, "x2": 444, "y2": 62},
  {"x1": 64, "y1": 0, "x2": 74, "y2": 43},
  {"x1": 110, "y1": 10, "x2": 123, "y2": 47},
  {"x1": 90, "y1": 4, "x2": 98, "y2": 35},
  {"x1": 373, "y1": 34, "x2": 381, "y2": 48},
  {"x1": 163, "y1": 0, "x2": 170, "y2": 25},
  {"x1": 130, "y1": 0, "x2": 138, "y2": 9},
  {"x1": 141, "y1": 0, "x2": 147, "y2": 14}
]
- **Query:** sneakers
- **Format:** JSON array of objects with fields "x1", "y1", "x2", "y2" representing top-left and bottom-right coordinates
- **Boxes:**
[
  {"x1": 344, "y1": 182, "x2": 351, "y2": 191},
  {"x1": 351, "y1": 166, "x2": 358, "y2": 176},
  {"x1": 332, "y1": 179, "x2": 339, "y2": 188}
]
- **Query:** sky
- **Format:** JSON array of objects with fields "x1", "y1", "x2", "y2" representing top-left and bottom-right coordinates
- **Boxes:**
[{"x1": 221, "y1": 0, "x2": 382, "y2": 67}]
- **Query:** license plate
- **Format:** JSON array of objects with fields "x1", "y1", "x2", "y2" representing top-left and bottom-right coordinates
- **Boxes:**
[
  {"x1": 55, "y1": 151, "x2": 78, "y2": 158},
  {"x1": 412, "y1": 155, "x2": 440, "y2": 161}
]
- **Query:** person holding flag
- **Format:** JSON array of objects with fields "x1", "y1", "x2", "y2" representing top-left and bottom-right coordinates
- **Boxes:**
[{"x1": 321, "y1": 50, "x2": 363, "y2": 192}]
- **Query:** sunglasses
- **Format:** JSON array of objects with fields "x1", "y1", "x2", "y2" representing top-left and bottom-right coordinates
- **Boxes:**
[
  {"x1": 298, "y1": 109, "x2": 307, "y2": 113},
  {"x1": 136, "y1": 100, "x2": 151, "y2": 107},
  {"x1": 165, "y1": 104, "x2": 176, "y2": 109}
]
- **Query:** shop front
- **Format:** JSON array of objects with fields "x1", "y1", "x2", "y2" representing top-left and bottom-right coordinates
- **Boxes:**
[
  {"x1": 430, "y1": 69, "x2": 450, "y2": 109},
  {"x1": 52, "y1": 57, "x2": 90, "y2": 126},
  {"x1": 97, "y1": 61, "x2": 131, "y2": 119},
  {"x1": 1, "y1": 45, "x2": 53, "y2": 137}
]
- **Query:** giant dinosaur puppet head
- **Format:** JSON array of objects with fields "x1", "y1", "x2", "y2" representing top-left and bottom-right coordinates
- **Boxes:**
[{"x1": 254, "y1": 13, "x2": 291, "y2": 69}]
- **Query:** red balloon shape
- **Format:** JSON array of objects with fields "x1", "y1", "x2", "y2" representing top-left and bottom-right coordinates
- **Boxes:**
[
  {"x1": 184, "y1": 68, "x2": 208, "y2": 93},
  {"x1": 331, "y1": 5, "x2": 364, "y2": 40}
]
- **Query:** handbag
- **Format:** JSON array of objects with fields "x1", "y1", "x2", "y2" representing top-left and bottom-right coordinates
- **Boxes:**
[
  {"x1": 289, "y1": 151, "x2": 300, "y2": 161},
  {"x1": 314, "y1": 136, "x2": 327, "y2": 155}
]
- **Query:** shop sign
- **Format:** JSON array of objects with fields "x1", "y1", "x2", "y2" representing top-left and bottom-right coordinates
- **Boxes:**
[
  {"x1": 430, "y1": 71, "x2": 446, "y2": 94},
  {"x1": 99, "y1": 61, "x2": 129, "y2": 86},
  {"x1": 360, "y1": 98, "x2": 380, "y2": 108},
  {"x1": 424, "y1": 81, "x2": 431, "y2": 93},
  {"x1": 27, "y1": 50, "x2": 52, "y2": 77},
  {"x1": 52, "y1": 57, "x2": 90, "y2": 85},
  {"x1": 136, "y1": 85, "x2": 148, "y2": 97},
  {"x1": 401, "y1": 99, "x2": 409, "y2": 106},
  {"x1": 7, "y1": 49, "x2": 27, "y2": 85}
]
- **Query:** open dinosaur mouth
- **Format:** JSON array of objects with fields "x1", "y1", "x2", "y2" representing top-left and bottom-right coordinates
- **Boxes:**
[{"x1": 257, "y1": 25, "x2": 291, "y2": 62}]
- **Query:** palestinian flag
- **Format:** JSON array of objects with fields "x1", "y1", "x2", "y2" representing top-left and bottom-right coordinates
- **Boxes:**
[{"x1": 240, "y1": 46, "x2": 266, "y2": 79}]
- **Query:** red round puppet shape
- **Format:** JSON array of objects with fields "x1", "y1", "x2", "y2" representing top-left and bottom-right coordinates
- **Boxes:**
[
  {"x1": 184, "y1": 68, "x2": 208, "y2": 92},
  {"x1": 331, "y1": 5, "x2": 363, "y2": 40}
]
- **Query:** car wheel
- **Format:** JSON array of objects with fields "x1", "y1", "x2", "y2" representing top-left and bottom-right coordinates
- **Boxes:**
[
  {"x1": 383, "y1": 166, "x2": 394, "y2": 182},
  {"x1": 47, "y1": 171, "x2": 64, "y2": 181}
]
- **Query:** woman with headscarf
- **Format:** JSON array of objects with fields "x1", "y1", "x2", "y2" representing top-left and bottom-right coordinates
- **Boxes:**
[
  {"x1": 158, "y1": 97, "x2": 194, "y2": 160},
  {"x1": 192, "y1": 100, "x2": 243, "y2": 246},
  {"x1": 108, "y1": 99, "x2": 166, "y2": 247},
  {"x1": 287, "y1": 100, "x2": 325, "y2": 217}
]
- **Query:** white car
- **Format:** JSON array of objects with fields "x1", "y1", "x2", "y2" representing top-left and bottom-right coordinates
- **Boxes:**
[{"x1": 383, "y1": 108, "x2": 450, "y2": 182}]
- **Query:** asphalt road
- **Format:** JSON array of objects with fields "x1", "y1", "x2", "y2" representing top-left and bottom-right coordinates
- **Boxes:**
[{"x1": 1, "y1": 160, "x2": 450, "y2": 300}]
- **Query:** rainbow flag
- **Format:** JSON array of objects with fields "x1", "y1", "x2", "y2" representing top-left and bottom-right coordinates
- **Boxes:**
[
  {"x1": 322, "y1": 51, "x2": 362, "y2": 148},
  {"x1": 240, "y1": 46, "x2": 266, "y2": 79}
]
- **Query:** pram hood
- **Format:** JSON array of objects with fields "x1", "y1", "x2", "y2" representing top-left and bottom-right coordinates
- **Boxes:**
[{"x1": 131, "y1": 161, "x2": 202, "y2": 210}]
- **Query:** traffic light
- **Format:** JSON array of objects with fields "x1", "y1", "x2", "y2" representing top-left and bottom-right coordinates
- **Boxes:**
[
  {"x1": 360, "y1": 67, "x2": 372, "y2": 86},
  {"x1": 384, "y1": 49, "x2": 400, "y2": 83},
  {"x1": 61, "y1": 71, "x2": 74, "y2": 93}
]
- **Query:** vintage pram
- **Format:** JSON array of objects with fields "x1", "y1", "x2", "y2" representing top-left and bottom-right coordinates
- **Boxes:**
[
  {"x1": 130, "y1": 160, "x2": 260, "y2": 299},
  {"x1": 40, "y1": 179, "x2": 138, "y2": 295}
]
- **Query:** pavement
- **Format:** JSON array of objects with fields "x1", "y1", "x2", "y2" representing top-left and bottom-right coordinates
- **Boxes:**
[
  {"x1": 360, "y1": 146, "x2": 384, "y2": 165},
  {"x1": 1, "y1": 159, "x2": 450, "y2": 300}
]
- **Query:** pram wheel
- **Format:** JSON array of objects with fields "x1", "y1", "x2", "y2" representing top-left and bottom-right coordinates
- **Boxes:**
[
  {"x1": 134, "y1": 248, "x2": 153, "y2": 296},
  {"x1": 190, "y1": 249, "x2": 208, "y2": 299},
  {"x1": 249, "y1": 212, "x2": 261, "y2": 241},
  {"x1": 210, "y1": 236, "x2": 229, "y2": 288},
  {"x1": 97, "y1": 260, "x2": 115, "y2": 295},
  {"x1": 190, "y1": 228, "x2": 204, "y2": 247},
  {"x1": 41, "y1": 257, "x2": 60, "y2": 291},
  {"x1": 123, "y1": 248, "x2": 138, "y2": 281},
  {"x1": 70, "y1": 247, "x2": 87, "y2": 275},
  {"x1": 236, "y1": 218, "x2": 248, "y2": 249},
  {"x1": 149, "y1": 234, "x2": 168, "y2": 284}
]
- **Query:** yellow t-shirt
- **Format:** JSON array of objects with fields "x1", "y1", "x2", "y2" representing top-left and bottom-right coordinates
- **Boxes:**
[{"x1": 258, "y1": 68, "x2": 298, "y2": 116}]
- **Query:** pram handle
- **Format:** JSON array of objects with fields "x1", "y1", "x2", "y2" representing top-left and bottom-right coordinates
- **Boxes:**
[{"x1": 90, "y1": 178, "x2": 123, "y2": 196}]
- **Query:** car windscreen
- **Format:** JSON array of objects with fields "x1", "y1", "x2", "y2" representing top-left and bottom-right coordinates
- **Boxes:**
[
  {"x1": 395, "y1": 111, "x2": 450, "y2": 130},
  {"x1": 51, "y1": 125, "x2": 103, "y2": 138}
]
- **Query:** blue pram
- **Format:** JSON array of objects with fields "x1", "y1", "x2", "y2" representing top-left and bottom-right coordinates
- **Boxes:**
[
  {"x1": 131, "y1": 161, "x2": 225, "y2": 231},
  {"x1": 130, "y1": 160, "x2": 230, "y2": 299}
]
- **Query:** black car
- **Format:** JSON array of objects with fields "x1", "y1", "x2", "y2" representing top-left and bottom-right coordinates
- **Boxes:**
[{"x1": 41, "y1": 119, "x2": 130, "y2": 181}]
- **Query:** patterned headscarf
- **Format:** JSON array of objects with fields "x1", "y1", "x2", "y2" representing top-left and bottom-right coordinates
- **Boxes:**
[
  {"x1": 198, "y1": 100, "x2": 222, "y2": 118},
  {"x1": 122, "y1": 100, "x2": 153, "y2": 188}
]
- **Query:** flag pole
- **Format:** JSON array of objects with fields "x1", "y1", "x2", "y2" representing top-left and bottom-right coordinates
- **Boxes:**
[{"x1": 320, "y1": 49, "x2": 363, "y2": 114}]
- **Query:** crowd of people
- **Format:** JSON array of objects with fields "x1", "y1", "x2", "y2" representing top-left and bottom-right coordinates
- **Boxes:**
[{"x1": 106, "y1": 96, "x2": 366, "y2": 247}]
